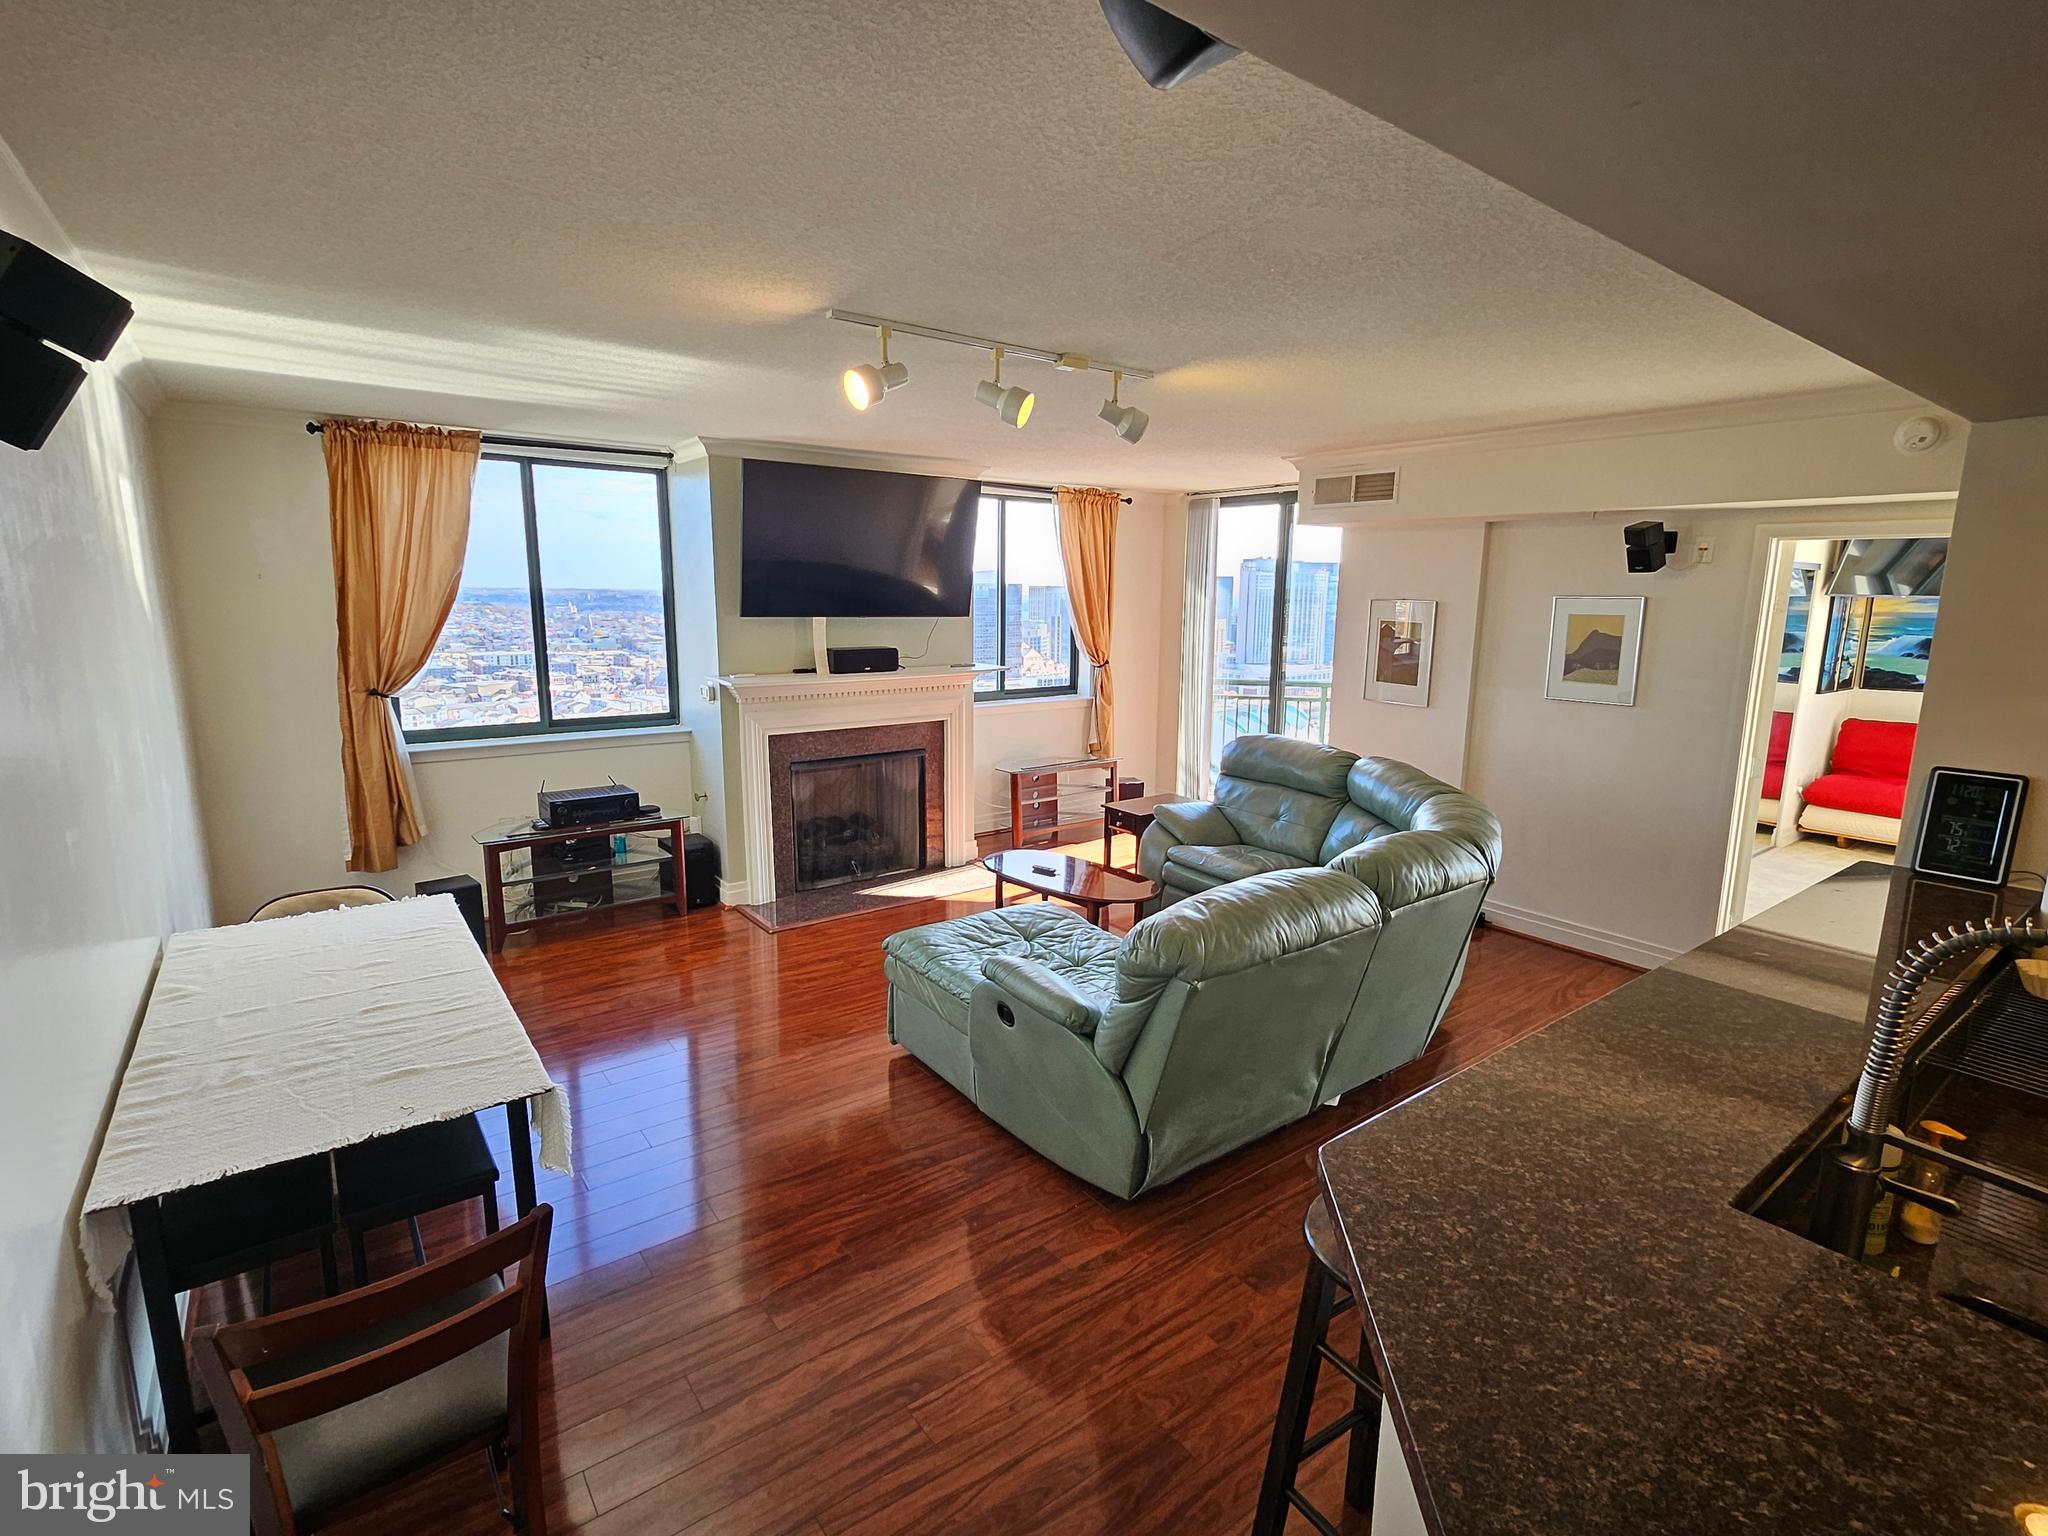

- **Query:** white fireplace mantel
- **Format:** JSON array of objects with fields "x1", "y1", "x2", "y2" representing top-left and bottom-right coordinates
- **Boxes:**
[{"x1": 717, "y1": 667, "x2": 995, "y2": 903}]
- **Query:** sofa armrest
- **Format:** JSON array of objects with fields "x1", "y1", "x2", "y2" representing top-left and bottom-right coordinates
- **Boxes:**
[
  {"x1": 980, "y1": 956, "x2": 1104, "y2": 1035},
  {"x1": 1150, "y1": 800, "x2": 1239, "y2": 847}
]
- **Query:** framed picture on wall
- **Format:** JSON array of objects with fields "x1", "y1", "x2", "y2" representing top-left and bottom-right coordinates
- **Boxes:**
[
  {"x1": 1367, "y1": 598, "x2": 1436, "y2": 707},
  {"x1": 1545, "y1": 595, "x2": 1646, "y2": 706}
]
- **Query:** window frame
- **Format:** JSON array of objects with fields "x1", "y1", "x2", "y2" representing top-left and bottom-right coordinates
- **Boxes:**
[
  {"x1": 972, "y1": 488, "x2": 1081, "y2": 704},
  {"x1": 400, "y1": 452, "x2": 682, "y2": 744}
]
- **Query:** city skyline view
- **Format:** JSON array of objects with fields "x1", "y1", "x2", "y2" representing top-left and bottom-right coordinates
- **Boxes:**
[{"x1": 400, "y1": 458, "x2": 676, "y2": 734}]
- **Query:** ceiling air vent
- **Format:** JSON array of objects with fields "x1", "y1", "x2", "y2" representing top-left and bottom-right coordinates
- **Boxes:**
[{"x1": 1310, "y1": 468, "x2": 1400, "y2": 509}]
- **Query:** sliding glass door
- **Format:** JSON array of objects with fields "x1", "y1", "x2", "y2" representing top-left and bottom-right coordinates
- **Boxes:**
[{"x1": 1206, "y1": 493, "x2": 1342, "y2": 784}]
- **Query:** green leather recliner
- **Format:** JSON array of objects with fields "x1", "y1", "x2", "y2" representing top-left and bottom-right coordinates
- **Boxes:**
[{"x1": 880, "y1": 740, "x2": 1501, "y2": 1198}]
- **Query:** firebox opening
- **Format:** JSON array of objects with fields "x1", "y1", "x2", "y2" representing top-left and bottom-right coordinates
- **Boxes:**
[{"x1": 789, "y1": 748, "x2": 928, "y2": 892}]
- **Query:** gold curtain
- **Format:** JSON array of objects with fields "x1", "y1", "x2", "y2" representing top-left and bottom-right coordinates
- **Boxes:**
[
  {"x1": 322, "y1": 419, "x2": 482, "y2": 871},
  {"x1": 1055, "y1": 485, "x2": 1120, "y2": 756}
]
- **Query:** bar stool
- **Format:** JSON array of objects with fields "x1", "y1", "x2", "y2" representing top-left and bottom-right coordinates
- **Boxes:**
[{"x1": 1252, "y1": 1195, "x2": 1382, "y2": 1536}]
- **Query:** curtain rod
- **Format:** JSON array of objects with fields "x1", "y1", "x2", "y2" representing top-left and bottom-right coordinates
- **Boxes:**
[
  {"x1": 1189, "y1": 481, "x2": 1297, "y2": 499},
  {"x1": 985, "y1": 479, "x2": 1132, "y2": 504},
  {"x1": 304, "y1": 420, "x2": 675, "y2": 463}
]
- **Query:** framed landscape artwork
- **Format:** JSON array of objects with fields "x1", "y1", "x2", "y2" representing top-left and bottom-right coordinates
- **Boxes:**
[
  {"x1": 1367, "y1": 598, "x2": 1436, "y2": 706},
  {"x1": 1545, "y1": 595, "x2": 1645, "y2": 706}
]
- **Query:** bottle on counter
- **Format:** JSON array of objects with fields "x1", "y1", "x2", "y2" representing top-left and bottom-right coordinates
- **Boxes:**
[
  {"x1": 1863, "y1": 1135, "x2": 1907, "y2": 1261},
  {"x1": 1897, "y1": 1119, "x2": 1966, "y2": 1246}
]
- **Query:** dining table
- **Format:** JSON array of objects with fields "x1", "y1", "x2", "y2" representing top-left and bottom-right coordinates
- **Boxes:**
[{"x1": 78, "y1": 894, "x2": 572, "y2": 1453}]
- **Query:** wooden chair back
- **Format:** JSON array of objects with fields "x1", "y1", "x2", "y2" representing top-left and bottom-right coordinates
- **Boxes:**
[{"x1": 195, "y1": 1205, "x2": 551, "y2": 1536}]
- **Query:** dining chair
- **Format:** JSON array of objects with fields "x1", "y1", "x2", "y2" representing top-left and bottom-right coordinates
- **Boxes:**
[
  {"x1": 246, "y1": 885, "x2": 397, "y2": 921},
  {"x1": 247, "y1": 883, "x2": 505, "y2": 1282},
  {"x1": 194, "y1": 1205, "x2": 553, "y2": 1536}
]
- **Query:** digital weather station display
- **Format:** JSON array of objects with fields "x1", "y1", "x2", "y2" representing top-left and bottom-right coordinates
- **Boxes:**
[{"x1": 1914, "y1": 767, "x2": 2030, "y2": 886}]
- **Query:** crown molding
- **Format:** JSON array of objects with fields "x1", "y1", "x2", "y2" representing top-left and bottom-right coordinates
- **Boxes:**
[
  {"x1": 688, "y1": 436, "x2": 989, "y2": 480},
  {"x1": 1290, "y1": 381, "x2": 1950, "y2": 472}
]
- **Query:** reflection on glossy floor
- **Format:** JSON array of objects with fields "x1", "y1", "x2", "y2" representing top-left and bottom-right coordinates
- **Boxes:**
[
  {"x1": 245, "y1": 834, "x2": 1632, "y2": 1536},
  {"x1": 1744, "y1": 832, "x2": 1892, "y2": 920}
]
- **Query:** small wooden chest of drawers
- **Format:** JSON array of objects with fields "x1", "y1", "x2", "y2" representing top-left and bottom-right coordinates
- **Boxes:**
[{"x1": 1001, "y1": 756, "x2": 1118, "y2": 849}]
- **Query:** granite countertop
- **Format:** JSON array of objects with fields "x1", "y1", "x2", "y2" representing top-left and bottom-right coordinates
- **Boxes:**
[{"x1": 1319, "y1": 864, "x2": 2048, "y2": 1535}]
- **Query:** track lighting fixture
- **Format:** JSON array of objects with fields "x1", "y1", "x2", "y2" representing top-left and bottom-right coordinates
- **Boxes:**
[
  {"x1": 826, "y1": 311, "x2": 1150, "y2": 433},
  {"x1": 1098, "y1": 371, "x2": 1149, "y2": 444},
  {"x1": 842, "y1": 325, "x2": 909, "y2": 410},
  {"x1": 974, "y1": 347, "x2": 1035, "y2": 428}
]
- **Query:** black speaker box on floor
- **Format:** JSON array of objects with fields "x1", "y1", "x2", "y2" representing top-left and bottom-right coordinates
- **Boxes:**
[
  {"x1": 415, "y1": 875, "x2": 488, "y2": 951},
  {"x1": 659, "y1": 833, "x2": 721, "y2": 908}
]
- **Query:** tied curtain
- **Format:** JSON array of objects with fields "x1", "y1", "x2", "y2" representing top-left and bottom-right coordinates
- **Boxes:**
[
  {"x1": 1055, "y1": 486, "x2": 1120, "y2": 756},
  {"x1": 322, "y1": 419, "x2": 482, "y2": 871}
]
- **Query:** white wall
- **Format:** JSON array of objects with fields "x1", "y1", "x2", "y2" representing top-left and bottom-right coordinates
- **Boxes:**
[
  {"x1": 1325, "y1": 521, "x2": 1487, "y2": 783},
  {"x1": 1299, "y1": 390, "x2": 1967, "y2": 528},
  {"x1": 1898, "y1": 415, "x2": 2048, "y2": 880},
  {"x1": 1294, "y1": 399, "x2": 1967, "y2": 967},
  {"x1": 0, "y1": 147, "x2": 211, "y2": 1451},
  {"x1": 151, "y1": 406, "x2": 694, "y2": 922}
]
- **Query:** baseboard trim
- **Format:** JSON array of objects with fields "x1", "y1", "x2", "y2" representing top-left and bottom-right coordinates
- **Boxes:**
[
  {"x1": 1481, "y1": 901, "x2": 1675, "y2": 971},
  {"x1": 718, "y1": 877, "x2": 753, "y2": 907}
]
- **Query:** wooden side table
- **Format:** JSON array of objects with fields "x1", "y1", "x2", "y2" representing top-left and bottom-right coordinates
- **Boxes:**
[
  {"x1": 1102, "y1": 793, "x2": 1188, "y2": 876},
  {"x1": 999, "y1": 755, "x2": 1118, "y2": 848}
]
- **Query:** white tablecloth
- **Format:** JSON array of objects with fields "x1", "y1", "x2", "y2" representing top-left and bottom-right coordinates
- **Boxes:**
[{"x1": 79, "y1": 895, "x2": 570, "y2": 1302}]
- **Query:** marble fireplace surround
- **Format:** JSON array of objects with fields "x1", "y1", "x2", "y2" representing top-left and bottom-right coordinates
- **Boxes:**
[
  {"x1": 768, "y1": 722, "x2": 945, "y2": 899},
  {"x1": 718, "y1": 669, "x2": 984, "y2": 906}
]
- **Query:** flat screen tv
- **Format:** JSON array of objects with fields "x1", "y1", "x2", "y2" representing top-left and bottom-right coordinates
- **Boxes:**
[{"x1": 739, "y1": 459, "x2": 981, "y2": 617}]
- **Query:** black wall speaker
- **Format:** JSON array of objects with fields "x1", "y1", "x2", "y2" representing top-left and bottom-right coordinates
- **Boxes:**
[
  {"x1": 1623, "y1": 520, "x2": 1680, "y2": 573},
  {"x1": 0, "y1": 235, "x2": 134, "y2": 360},
  {"x1": 0, "y1": 231, "x2": 134, "y2": 452},
  {"x1": 0, "y1": 323, "x2": 86, "y2": 452}
]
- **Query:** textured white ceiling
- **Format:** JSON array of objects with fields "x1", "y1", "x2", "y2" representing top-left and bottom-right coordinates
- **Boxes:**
[{"x1": 0, "y1": 0, "x2": 1874, "y2": 488}]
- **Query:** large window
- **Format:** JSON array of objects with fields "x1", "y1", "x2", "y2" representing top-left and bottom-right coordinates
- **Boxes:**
[
  {"x1": 1205, "y1": 494, "x2": 1341, "y2": 784},
  {"x1": 1817, "y1": 594, "x2": 1938, "y2": 694},
  {"x1": 400, "y1": 456, "x2": 679, "y2": 741},
  {"x1": 972, "y1": 492, "x2": 1078, "y2": 700}
]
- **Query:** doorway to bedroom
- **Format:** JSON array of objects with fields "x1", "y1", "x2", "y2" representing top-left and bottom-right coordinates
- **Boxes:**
[{"x1": 1725, "y1": 529, "x2": 1949, "y2": 927}]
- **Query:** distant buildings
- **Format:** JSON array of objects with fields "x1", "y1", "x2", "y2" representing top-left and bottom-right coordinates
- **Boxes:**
[
  {"x1": 1216, "y1": 557, "x2": 1339, "y2": 680},
  {"x1": 400, "y1": 588, "x2": 671, "y2": 732},
  {"x1": 972, "y1": 574, "x2": 1074, "y2": 692}
]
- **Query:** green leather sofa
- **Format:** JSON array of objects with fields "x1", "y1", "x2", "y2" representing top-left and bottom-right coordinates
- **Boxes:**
[
  {"x1": 880, "y1": 741, "x2": 1500, "y2": 1198},
  {"x1": 1139, "y1": 735, "x2": 1501, "y2": 910}
]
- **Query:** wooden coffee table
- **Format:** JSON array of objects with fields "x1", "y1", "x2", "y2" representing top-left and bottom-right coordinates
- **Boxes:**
[{"x1": 983, "y1": 850, "x2": 1161, "y2": 928}]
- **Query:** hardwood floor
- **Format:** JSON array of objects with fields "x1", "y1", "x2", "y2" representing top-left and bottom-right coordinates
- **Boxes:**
[{"x1": 249, "y1": 846, "x2": 1634, "y2": 1536}]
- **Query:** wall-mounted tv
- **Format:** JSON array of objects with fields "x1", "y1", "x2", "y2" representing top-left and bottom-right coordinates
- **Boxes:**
[{"x1": 739, "y1": 459, "x2": 980, "y2": 618}]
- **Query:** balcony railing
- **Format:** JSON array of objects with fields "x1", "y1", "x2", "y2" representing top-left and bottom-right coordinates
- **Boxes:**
[{"x1": 1210, "y1": 676, "x2": 1335, "y2": 749}]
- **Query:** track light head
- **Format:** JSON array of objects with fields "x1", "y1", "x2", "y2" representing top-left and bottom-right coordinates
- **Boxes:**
[
  {"x1": 842, "y1": 326, "x2": 909, "y2": 410},
  {"x1": 843, "y1": 360, "x2": 909, "y2": 410},
  {"x1": 1099, "y1": 398, "x2": 1149, "y2": 443},
  {"x1": 976, "y1": 378, "x2": 1035, "y2": 427},
  {"x1": 974, "y1": 348, "x2": 1035, "y2": 428},
  {"x1": 1098, "y1": 0, "x2": 1241, "y2": 89},
  {"x1": 1098, "y1": 372, "x2": 1148, "y2": 443}
]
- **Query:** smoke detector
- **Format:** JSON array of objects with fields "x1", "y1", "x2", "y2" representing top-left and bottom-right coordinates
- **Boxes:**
[{"x1": 1893, "y1": 415, "x2": 1947, "y2": 454}]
